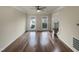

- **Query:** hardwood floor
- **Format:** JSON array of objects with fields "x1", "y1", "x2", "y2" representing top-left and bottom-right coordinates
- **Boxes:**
[{"x1": 2, "y1": 31, "x2": 73, "y2": 52}]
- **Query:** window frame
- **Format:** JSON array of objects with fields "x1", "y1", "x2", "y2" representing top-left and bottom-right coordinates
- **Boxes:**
[
  {"x1": 41, "y1": 16, "x2": 48, "y2": 30},
  {"x1": 29, "y1": 16, "x2": 36, "y2": 30}
]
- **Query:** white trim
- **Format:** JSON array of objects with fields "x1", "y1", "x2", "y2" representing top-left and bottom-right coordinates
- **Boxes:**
[
  {"x1": 58, "y1": 35, "x2": 78, "y2": 52},
  {"x1": 0, "y1": 32, "x2": 24, "y2": 52},
  {"x1": 0, "y1": 39, "x2": 16, "y2": 51}
]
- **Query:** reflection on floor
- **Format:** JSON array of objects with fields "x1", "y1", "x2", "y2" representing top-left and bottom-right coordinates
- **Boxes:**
[
  {"x1": 29, "y1": 32, "x2": 37, "y2": 47},
  {"x1": 40, "y1": 32, "x2": 49, "y2": 46},
  {"x1": 3, "y1": 31, "x2": 73, "y2": 52}
]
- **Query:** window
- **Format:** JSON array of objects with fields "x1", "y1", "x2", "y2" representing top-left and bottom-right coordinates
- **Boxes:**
[
  {"x1": 30, "y1": 16, "x2": 36, "y2": 30},
  {"x1": 42, "y1": 16, "x2": 48, "y2": 30}
]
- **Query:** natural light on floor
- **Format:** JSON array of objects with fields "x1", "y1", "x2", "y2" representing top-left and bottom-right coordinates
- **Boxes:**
[
  {"x1": 28, "y1": 32, "x2": 37, "y2": 47},
  {"x1": 40, "y1": 32, "x2": 49, "y2": 46}
]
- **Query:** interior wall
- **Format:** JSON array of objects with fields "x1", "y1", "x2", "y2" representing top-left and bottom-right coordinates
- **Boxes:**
[
  {"x1": 0, "y1": 7, "x2": 26, "y2": 51},
  {"x1": 52, "y1": 7, "x2": 79, "y2": 51},
  {"x1": 26, "y1": 14, "x2": 52, "y2": 31}
]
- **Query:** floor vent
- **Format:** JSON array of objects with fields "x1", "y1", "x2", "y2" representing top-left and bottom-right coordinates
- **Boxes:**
[{"x1": 73, "y1": 37, "x2": 79, "y2": 51}]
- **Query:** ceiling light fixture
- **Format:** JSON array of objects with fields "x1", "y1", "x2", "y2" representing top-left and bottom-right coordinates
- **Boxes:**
[{"x1": 37, "y1": 9, "x2": 41, "y2": 12}]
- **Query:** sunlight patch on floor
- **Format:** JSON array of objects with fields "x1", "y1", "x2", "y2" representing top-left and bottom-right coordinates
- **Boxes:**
[
  {"x1": 52, "y1": 47, "x2": 61, "y2": 52},
  {"x1": 40, "y1": 32, "x2": 49, "y2": 46},
  {"x1": 28, "y1": 32, "x2": 37, "y2": 47}
]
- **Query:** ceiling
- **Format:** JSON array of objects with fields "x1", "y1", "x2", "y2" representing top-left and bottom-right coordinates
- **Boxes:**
[{"x1": 13, "y1": 6, "x2": 60, "y2": 14}]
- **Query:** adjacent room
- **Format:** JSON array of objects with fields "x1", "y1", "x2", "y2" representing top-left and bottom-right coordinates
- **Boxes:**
[{"x1": 0, "y1": 6, "x2": 79, "y2": 52}]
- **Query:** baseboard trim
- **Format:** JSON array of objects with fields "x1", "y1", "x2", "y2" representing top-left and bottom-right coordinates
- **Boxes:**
[
  {"x1": 1, "y1": 32, "x2": 25, "y2": 52},
  {"x1": 57, "y1": 36, "x2": 73, "y2": 52},
  {"x1": 26, "y1": 30, "x2": 52, "y2": 32}
]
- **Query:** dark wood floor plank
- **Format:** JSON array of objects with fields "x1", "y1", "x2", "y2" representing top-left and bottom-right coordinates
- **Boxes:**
[{"x1": 2, "y1": 31, "x2": 73, "y2": 52}]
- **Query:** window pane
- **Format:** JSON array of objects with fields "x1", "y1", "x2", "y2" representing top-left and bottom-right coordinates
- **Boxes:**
[
  {"x1": 30, "y1": 16, "x2": 36, "y2": 29},
  {"x1": 31, "y1": 25, "x2": 35, "y2": 29},
  {"x1": 42, "y1": 23, "x2": 47, "y2": 28},
  {"x1": 42, "y1": 16, "x2": 48, "y2": 29}
]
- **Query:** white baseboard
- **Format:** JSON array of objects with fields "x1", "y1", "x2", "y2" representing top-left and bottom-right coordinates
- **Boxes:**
[
  {"x1": 0, "y1": 38, "x2": 16, "y2": 52},
  {"x1": 58, "y1": 35, "x2": 78, "y2": 52},
  {"x1": 0, "y1": 32, "x2": 24, "y2": 52}
]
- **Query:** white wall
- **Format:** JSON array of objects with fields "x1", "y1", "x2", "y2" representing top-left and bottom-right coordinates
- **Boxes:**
[
  {"x1": 52, "y1": 7, "x2": 79, "y2": 51},
  {"x1": 0, "y1": 7, "x2": 26, "y2": 51},
  {"x1": 26, "y1": 14, "x2": 52, "y2": 31}
]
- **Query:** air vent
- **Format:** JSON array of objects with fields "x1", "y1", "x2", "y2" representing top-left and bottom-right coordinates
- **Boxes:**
[{"x1": 73, "y1": 37, "x2": 79, "y2": 51}]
